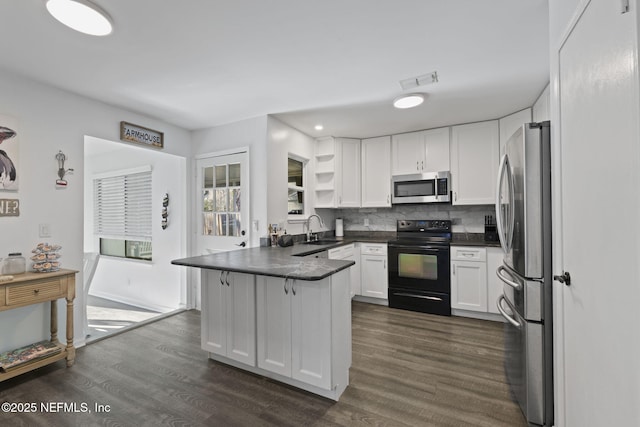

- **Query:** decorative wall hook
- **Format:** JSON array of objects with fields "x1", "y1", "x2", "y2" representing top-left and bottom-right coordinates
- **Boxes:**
[
  {"x1": 55, "y1": 150, "x2": 74, "y2": 187},
  {"x1": 161, "y1": 193, "x2": 169, "y2": 229}
]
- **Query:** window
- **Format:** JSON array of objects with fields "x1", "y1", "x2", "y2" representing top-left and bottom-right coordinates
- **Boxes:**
[
  {"x1": 288, "y1": 156, "x2": 306, "y2": 216},
  {"x1": 202, "y1": 162, "x2": 242, "y2": 236},
  {"x1": 94, "y1": 166, "x2": 152, "y2": 260}
]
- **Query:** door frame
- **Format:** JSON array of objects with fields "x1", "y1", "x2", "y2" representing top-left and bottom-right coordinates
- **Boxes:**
[{"x1": 189, "y1": 147, "x2": 251, "y2": 310}]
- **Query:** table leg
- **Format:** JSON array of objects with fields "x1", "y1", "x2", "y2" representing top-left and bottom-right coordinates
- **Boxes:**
[
  {"x1": 50, "y1": 300, "x2": 58, "y2": 343},
  {"x1": 66, "y1": 297, "x2": 75, "y2": 367}
]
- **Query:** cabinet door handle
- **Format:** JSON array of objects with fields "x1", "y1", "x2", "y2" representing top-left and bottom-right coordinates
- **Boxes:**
[
  {"x1": 225, "y1": 271, "x2": 230, "y2": 286},
  {"x1": 284, "y1": 278, "x2": 289, "y2": 295},
  {"x1": 292, "y1": 280, "x2": 296, "y2": 296},
  {"x1": 416, "y1": 161, "x2": 419, "y2": 171},
  {"x1": 452, "y1": 265, "x2": 456, "y2": 275},
  {"x1": 219, "y1": 271, "x2": 225, "y2": 286},
  {"x1": 384, "y1": 260, "x2": 386, "y2": 269},
  {"x1": 387, "y1": 195, "x2": 390, "y2": 204},
  {"x1": 454, "y1": 192, "x2": 457, "y2": 201},
  {"x1": 421, "y1": 160, "x2": 424, "y2": 170}
]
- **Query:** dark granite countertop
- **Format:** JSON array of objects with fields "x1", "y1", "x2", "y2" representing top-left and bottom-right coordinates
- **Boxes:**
[
  {"x1": 172, "y1": 232, "x2": 501, "y2": 280},
  {"x1": 172, "y1": 246, "x2": 354, "y2": 281}
]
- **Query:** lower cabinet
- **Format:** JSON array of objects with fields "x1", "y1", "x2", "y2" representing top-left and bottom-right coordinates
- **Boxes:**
[
  {"x1": 329, "y1": 243, "x2": 361, "y2": 297},
  {"x1": 255, "y1": 270, "x2": 351, "y2": 397},
  {"x1": 360, "y1": 243, "x2": 388, "y2": 299},
  {"x1": 486, "y1": 247, "x2": 504, "y2": 315},
  {"x1": 201, "y1": 270, "x2": 256, "y2": 366}
]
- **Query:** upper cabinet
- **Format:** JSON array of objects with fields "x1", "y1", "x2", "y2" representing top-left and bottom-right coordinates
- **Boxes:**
[
  {"x1": 336, "y1": 138, "x2": 361, "y2": 207},
  {"x1": 450, "y1": 120, "x2": 499, "y2": 205},
  {"x1": 391, "y1": 127, "x2": 450, "y2": 175},
  {"x1": 361, "y1": 136, "x2": 391, "y2": 207},
  {"x1": 499, "y1": 108, "x2": 532, "y2": 157},
  {"x1": 314, "y1": 137, "x2": 337, "y2": 208}
]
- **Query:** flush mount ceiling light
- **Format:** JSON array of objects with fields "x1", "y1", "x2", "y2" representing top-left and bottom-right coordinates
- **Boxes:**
[
  {"x1": 393, "y1": 93, "x2": 425, "y2": 109},
  {"x1": 46, "y1": 0, "x2": 113, "y2": 36},
  {"x1": 314, "y1": 124, "x2": 324, "y2": 131}
]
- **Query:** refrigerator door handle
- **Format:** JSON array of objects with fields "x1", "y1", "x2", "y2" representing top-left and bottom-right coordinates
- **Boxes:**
[
  {"x1": 496, "y1": 265, "x2": 522, "y2": 290},
  {"x1": 497, "y1": 295, "x2": 521, "y2": 328},
  {"x1": 495, "y1": 154, "x2": 510, "y2": 253}
]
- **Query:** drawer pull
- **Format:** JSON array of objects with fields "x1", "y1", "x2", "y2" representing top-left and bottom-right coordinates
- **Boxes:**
[{"x1": 34, "y1": 289, "x2": 40, "y2": 294}]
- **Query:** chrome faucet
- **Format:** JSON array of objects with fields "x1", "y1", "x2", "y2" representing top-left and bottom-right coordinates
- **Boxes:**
[{"x1": 305, "y1": 214, "x2": 325, "y2": 242}]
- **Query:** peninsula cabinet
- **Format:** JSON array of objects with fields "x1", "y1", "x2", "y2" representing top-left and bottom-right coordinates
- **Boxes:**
[
  {"x1": 361, "y1": 136, "x2": 391, "y2": 207},
  {"x1": 450, "y1": 120, "x2": 499, "y2": 205},
  {"x1": 201, "y1": 270, "x2": 256, "y2": 366},
  {"x1": 391, "y1": 127, "x2": 450, "y2": 175},
  {"x1": 256, "y1": 270, "x2": 351, "y2": 400}
]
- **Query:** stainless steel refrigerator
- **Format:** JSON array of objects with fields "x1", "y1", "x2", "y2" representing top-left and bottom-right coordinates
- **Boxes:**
[{"x1": 495, "y1": 121, "x2": 553, "y2": 427}]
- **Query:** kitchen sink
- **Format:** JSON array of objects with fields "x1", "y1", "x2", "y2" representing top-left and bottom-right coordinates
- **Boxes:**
[{"x1": 302, "y1": 239, "x2": 340, "y2": 245}]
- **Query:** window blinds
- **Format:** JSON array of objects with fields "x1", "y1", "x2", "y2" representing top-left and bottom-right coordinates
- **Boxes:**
[{"x1": 94, "y1": 169, "x2": 152, "y2": 241}]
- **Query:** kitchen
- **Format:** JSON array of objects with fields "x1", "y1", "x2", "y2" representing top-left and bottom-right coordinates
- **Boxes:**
[{"x1": 0, "y1": 1, "x2": 639, "y2": 426}]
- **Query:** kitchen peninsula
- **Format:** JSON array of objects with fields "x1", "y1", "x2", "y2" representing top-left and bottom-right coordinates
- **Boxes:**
[{"x1": 172, "y1": 245, "x2": 354, "y2": 401}]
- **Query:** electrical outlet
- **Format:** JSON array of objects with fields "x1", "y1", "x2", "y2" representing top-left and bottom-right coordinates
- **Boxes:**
[
  {"x1": 39, "y1": 223, "x2": 51, "y2": 238},
  {"x1": 364, "y1": 218, "x2": 370, "y2": 226}
]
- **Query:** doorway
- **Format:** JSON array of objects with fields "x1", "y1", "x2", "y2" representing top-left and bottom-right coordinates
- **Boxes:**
[{"x1": 83, "y1": 136, "x2": 188, "y2": 342}]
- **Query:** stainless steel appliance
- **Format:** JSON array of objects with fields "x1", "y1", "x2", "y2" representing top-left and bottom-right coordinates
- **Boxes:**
[
  {"x1": 391, "y1": 171, "x2": 450, "y2": 204},
  {"x1": 388, "y1": 219, "x2": 451, "y2": 315},
  {"x1": 495, "y1": 121, "x2": 553, "y2": 427}
]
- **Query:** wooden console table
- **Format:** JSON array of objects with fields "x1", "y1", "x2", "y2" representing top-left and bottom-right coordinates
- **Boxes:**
[{"x1": 0, "y1": 269, "x2": 77, "y2": 381}]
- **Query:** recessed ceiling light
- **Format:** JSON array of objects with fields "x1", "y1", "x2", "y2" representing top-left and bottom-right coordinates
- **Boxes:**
[
  {"x1": 314, "y1": 124, "x2": 324, "y2": 131},
  {"x1": 393, "y1": 94, "x2": 425, "y2": 109},
  {"x1": 46, "y1": 0, "x2": 113, "y2": 36}
]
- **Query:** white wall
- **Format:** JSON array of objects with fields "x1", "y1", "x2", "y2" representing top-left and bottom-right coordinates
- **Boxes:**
[
  {"x1": 266, "y1": 116, "x2": 334, "y2": 236},
  {"x1": 84, "y1": 137, "x2": 186, "y2": 312},
  {"x1": 0, "y1": 69, "x2": 191, "y2": 350}
]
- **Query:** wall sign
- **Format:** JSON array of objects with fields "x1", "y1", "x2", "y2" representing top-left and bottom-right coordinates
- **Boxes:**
[
  {"x1": 120, "y1": 121, "x2": 164, "y2": 149},
  {"x1": 0, "y1": 199, "x2": 19, "y2": 217}
]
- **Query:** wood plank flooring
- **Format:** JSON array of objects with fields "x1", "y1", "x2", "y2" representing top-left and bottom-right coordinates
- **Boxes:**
[{"x1": 0, "y1": 302, "x2": 526, "y2": 426}]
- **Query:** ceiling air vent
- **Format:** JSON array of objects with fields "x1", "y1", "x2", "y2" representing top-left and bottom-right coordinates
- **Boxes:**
[{"x1": 399, "y1": 71, "x2": 438, "y2": 91}]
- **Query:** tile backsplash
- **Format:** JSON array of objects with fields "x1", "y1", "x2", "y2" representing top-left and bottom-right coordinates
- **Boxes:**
[{"x1": 334, "y1": 204, "x2": 494, "y2": 233}]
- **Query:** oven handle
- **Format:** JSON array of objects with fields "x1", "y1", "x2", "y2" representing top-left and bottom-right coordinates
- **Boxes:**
[
  {"x1": 497, "y1": 295, "x2": 521, "y2": 328},
  {"x1": 393, "y1": 292, "x2": 443, "y2": 301},
  {"x1": 496, "y1": 265, "x2": 522, "y2": 290}
]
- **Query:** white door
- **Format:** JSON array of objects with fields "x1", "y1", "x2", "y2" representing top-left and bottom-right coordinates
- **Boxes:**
[
  {"x1": 450, "y1": 261, "x2": 487, "y2": 312},
  {"x1": 337, "y1": 138, "x2": 361, "y2": 207},
  {"x1": 201, "y1": 270, "x2": 227, "y2": 356},
  {"x1": 196, "y1": 152, "x2": 249, "y2": 255},
  {"x1": 557, "y1": 1, "x2": 640, "y2": 426},
  {"x1": 391, "y1": 131, "x2": 425, "y2": 174},
  {"x1": 225, "y1": 272, "x2": 256, "y2": 366},
  {"x1": 360, "y1": 255, "x2": 387, "y2": 299}
]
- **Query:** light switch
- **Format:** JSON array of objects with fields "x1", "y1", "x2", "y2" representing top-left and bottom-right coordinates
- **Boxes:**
[
  {"x1": 39, "y1": 223, "x2": 51, "y2": 238},
  {"x1": 364, "y1": 218, "x2": 370, "y2": 226}
]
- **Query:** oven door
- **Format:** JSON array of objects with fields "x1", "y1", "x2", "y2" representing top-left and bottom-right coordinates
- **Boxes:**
[{"x1": 388, "y1": 242, "x2": 450, "y2": 293}]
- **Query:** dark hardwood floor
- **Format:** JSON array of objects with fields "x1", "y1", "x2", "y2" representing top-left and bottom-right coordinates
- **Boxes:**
[{"x1": 0, "y1": 302, "x2": 526, "y2": 426}]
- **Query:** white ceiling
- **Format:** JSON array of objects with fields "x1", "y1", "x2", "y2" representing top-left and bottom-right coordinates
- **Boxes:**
[{"x1": 0, "y1": 0, "x2": 549, "y2": 139}]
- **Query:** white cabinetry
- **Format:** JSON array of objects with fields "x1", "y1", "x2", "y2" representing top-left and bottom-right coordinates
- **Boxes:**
[
  {"x1": 451, "y1": 246, "x2": 487, "y2": 312},
  {"x1": 499, "y1": 109, "x2": 532, "y2": 157},
  {"x1": 314, "y1": 137, "x2": 337, "y2": 208},
  {"x1": 391, "y1": 127, "x2": 450, "y2": 175},
  {"x1": 533, "y1": 84, "x2": 550, "y2": 123},
  {"x1": 201, "y1": 270, "x2": 256, "y2": 366},
  {"x1": 361, "y1": 136, "x2": 391, "y2": 207},
  {"x1": 450, "y1": 121, "x2": 499, "y2": 205},
  {"x1": 360, "y1": 243, "x2": 388, "y2": 300},
  {"x1": 336, "y1": 138, "x2": 361, "y2": 207},
  {"x1": 256, "y1": 271, "x2": 351, "y2": 396},
  {"x1": 486, "y1": 247, "x2": 503, "y2": 315},
  {"x1": 329, "y1": 243, "x2": 360, "y2": 297},
  {"x1": 314, "y1": 137, "x2": 361, "y2": 208}
]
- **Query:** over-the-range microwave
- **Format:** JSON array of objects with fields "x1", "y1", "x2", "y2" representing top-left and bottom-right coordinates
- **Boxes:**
[{"x1": 391, "y1": 171, "x2": 451, "y2": 204}]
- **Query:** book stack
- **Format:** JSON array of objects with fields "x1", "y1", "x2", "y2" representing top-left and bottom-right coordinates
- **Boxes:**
[{"x1": 0, "y1": 341, "x2": 62, "y2": 372}]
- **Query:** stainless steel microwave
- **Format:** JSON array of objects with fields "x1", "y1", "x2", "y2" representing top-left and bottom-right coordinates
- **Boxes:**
[{"x1": 391, "y1": 171, "x2": 451, "y2": 204}]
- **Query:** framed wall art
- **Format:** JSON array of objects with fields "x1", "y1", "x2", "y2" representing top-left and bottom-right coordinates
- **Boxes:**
[{"x1": 0, "y1": 114, "x2": 19, "y2": 191}]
